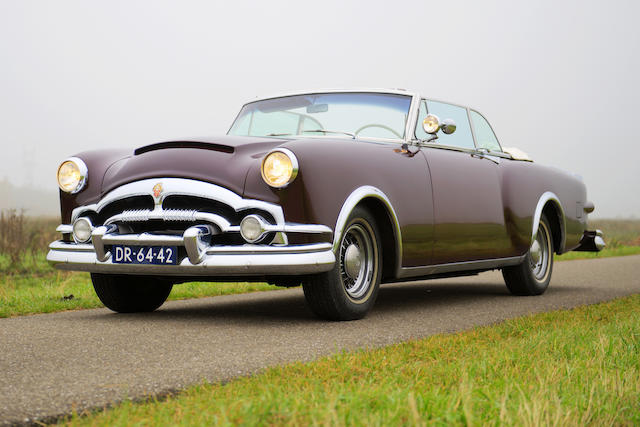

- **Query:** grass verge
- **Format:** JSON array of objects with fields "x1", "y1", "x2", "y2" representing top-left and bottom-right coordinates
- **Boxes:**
[
  {"x1": 58, "y1": 294, "x2": 640, "y2": 426},
  {"x1": 0, "y1": 266, "x2": 279, "y2": 318}
]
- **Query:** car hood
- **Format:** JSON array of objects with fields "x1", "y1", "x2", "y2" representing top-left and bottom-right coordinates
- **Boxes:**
[{"x1": 101, "y1": 135, "x2": 287, "y2": 196}]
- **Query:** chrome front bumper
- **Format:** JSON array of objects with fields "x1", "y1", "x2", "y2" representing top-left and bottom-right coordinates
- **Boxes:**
[
  {"x1": 48, "y1": 177, "x2": 337, "y2": 276},
  {"x1": 47, "y1": 239, "x2": 335, "y2": 276}
]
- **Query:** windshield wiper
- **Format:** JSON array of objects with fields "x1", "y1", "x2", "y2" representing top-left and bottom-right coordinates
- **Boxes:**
[
  {"x1": 303, "y1": 129, "x2": 356, "y2": 139},
  {"x1": 265, "y1": 133, "x2": 294, "y2": 137}
]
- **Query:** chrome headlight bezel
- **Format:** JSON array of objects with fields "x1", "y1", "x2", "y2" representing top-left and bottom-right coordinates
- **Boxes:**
[
  {"x1": 260, "y1": 148, "x2": 299, "y2": 189},
  {"x1": 57, "y1": 157, "x2": 88, "y2": 194}
]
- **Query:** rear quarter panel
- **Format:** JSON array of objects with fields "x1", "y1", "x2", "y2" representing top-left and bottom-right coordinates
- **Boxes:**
[{"x1": 500, "y1": 159, "x2": 587, "y2": 254}]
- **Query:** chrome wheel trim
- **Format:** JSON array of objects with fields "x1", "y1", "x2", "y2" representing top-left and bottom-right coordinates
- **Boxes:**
[
  {"x1": 339, "y1": 222, "x2": 375, "y2": 300},
  {"x1": 530, "y1": 221, "x2": 551, "y2": 282}
]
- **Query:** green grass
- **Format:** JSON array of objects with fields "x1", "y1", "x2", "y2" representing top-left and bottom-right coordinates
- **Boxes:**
[
  {"x1": 0, "y1": 252, "x2": 280, "y2": 317},
  {"x1": 58, "y1": 294, "x2": 640, "y2": 426}
]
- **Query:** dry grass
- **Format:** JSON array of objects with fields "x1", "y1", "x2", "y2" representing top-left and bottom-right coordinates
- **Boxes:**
[
  {"x1": 0, "y1": 210, "x2": 57, "y2": 268},
  {"x1": 589, "y1": 218, "x2": 640, "y2": 247}
]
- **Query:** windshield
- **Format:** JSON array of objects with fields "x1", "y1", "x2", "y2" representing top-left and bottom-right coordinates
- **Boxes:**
[{"x1": 228, "y1": 93, "x2": 411, "y2": 141}]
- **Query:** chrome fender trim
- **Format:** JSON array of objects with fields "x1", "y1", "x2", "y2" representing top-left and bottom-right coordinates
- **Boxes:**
[
  {"x1": 532, "y1": 191, "x2": 566, "y2": 252},
  {"x1": 332, "y1": 186, "x2": 402, "y2": 273}
]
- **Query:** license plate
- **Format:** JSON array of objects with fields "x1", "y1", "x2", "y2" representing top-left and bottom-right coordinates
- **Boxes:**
[{"x1": 112, "y1": 245, "x2": 177, "y2": 265}]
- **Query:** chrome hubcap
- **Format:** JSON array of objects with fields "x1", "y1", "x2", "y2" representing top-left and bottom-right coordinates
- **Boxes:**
[
  {"x1": 344, "y1": 244, "x2": 362, "y2": 279},
  {"x1": 530, "y1": 240, "x2": 541, "y2": 265},
  {"x1": 530, "y1": 223, "x2": 550, "y2": 281},
  {"x1": 339, "y1": 223, "x2": 374, "y2": 300}
]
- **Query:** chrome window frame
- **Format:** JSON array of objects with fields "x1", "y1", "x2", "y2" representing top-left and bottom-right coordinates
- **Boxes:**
[{"x1": 468, "y1": 108, "x2": 504, "y2": 153}]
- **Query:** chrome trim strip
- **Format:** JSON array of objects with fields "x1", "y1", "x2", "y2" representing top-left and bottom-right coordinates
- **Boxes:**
[
  {"x1": 100, "y1": 233, "x2": 185, "y2": 246},
  {"x1": 404, "y1": 94, "x2": 421, "y2": 143},
  {"x1": 205, "y1": 243, "x2": 332, "y2": 255},
  {"x1": 105, "y1": 208, "x2": 233, "y2": 232},
  {"x1": 71, "y1": 178, "x2": 286, "y2": 225},
  {"x1": 49, "y1": 241, "x2": 95, "y2": 252},
  {"x1": 46, "y1": 241, "x2": 335, "y2": 276},
  {"x1": 396, "y1": 255, "x2": 526, "y2": 279},
  {"x1": 532, "y1": 191, "x2": 566, "y2": 251},
  {"x1": 104, "y1": 207, "x2": 330, "y2": 236},
  {"x1": 332, "y1": 186, "x2": 402, "y2": 275},
  {"x1": 56, "y1": 224, "x2": 73, "y2": 233}
]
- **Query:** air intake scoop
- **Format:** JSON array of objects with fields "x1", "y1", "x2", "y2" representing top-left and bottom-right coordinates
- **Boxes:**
[{"x1": 134, "y1": 141, "x2": 235, "y2": 155}]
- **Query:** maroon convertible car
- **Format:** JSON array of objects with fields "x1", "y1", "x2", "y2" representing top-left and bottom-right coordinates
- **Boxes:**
[{"x1": 48, "y1": 89, "x2": 604, "y2": 320}]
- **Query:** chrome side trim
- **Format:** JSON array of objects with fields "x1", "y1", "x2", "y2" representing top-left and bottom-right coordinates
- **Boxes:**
[
  {"x1": 532, "y1": 191, "x2": 566, "y2": 252},
  {"x1": 333, "y1": 186, "x2": 402, "y2": 274},
  {"x1": 71, "y1": 178, "x2": 286, "y2": 225},
  {"x1": 47, "y1": 240, "x2": 335, "y2": 276},
  {"x1": 396, "y1": 255, "x2": 526, "y2": 279}
]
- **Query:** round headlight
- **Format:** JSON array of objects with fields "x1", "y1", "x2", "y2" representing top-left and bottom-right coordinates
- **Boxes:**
[
  {"x1": 240, "y1": 215, "x2": 265, "y2": 243},
  {"x1": 422, "y1": 114, "x2": 441, "y2": 134},
  {"x1": 72, "y1": 217, "x2": 93, "y2": 243},
  {"x1": 57, "y1": 157, "x2": 88, "y2": 193},
  {"x1": 261, "y1": 149, "x2": 298, "y2": 188}
]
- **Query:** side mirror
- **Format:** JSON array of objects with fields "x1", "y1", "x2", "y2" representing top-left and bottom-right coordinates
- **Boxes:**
[
  {"x1": 440, "y1": 119, "x2": 456, "y2": 135},
  {"x1": 422, "y1": 114, "x2": 456, "y2": 135}
]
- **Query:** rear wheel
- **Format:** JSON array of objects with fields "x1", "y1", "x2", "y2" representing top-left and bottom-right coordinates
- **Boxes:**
[
  {"x1": 302, "y1": 206, "x2": 382, "y2": 321},
  {"x1": 502, "y1": 214, "x2": 554, "y2": 295},
  {"x1": 91, "y1": 273, "x2": 173, "y2": 313}
]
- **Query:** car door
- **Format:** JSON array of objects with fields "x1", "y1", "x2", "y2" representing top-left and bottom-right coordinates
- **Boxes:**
[{"x1": 417, "y1": 99, "x2": 512, "y2": 264}]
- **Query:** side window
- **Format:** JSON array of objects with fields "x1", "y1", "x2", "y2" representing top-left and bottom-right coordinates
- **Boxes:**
[
  {"x1": 470, "y1": 110, "x2": 501, "y2": 152},
  {"x1": 426, "y1": 100, "x2": 475, "y2": 149}
]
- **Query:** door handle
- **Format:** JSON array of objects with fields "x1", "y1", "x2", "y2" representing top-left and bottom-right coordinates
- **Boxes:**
[{"x1": 471, "y1": 150, "x2": 500, "y2": 164}]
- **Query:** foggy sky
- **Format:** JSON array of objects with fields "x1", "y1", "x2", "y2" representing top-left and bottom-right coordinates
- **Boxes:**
[{"x1": 1, "y1": 0, "x2": 638, "y2": 218}]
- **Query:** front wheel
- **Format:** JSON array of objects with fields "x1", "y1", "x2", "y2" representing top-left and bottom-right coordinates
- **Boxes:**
[
  {"x1": 302, "y1": 206, "x2": 382, "y2": 321},
  {"x1": 91, "y1": 273, "x2": 173, "y2": 313},
  {"x1": 502, "y1": 214, "x2": 554, "y2": 295}
]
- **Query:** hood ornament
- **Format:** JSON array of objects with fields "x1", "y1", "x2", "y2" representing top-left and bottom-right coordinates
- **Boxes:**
[{"x1": 152, "y1": 182, "x2": 164, "y2": 205}]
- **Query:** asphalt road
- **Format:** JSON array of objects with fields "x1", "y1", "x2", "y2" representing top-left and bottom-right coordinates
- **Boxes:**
[{"x1": 1, "y1": 255, "x2": 639, "y2": 425}]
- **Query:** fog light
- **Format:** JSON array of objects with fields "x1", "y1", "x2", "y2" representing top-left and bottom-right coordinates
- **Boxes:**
[
  {"x1": 240, "y1": 215, "x2": 265, "y2": 243},
  {"x1": 72, "y1": 217, "x2": 93, "y2": 243}
]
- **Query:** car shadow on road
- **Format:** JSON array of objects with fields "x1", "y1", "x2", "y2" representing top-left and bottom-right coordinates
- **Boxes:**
[{"x1": 82, "y1": 278, "x2": 591, "y2": 325}]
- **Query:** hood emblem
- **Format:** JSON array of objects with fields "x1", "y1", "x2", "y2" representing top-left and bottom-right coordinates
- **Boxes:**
[{"x1": 152, "y1": 182, "x2": 164, "y2": 204}]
